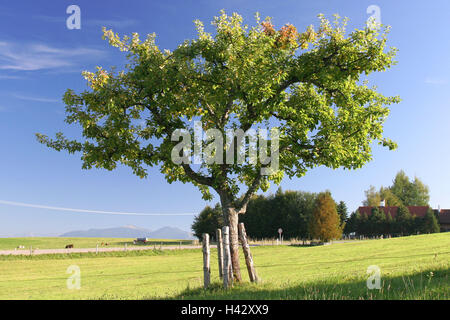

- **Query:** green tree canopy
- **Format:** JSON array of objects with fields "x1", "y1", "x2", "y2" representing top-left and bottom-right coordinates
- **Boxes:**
[
  {"x1": 344, "y1": 210, "x2": 360, "y2": 234},
  {"x1": 363, "y1": 185, "x2": 381, "y2": 207},
  {"x1": 194, "y1": 189, "x2": 318, "y2": 240},
  {"x1": 241, "y1": 189, "x2": 317, "y2": 239},
  {"x1": 36, "y1": 11, "x2": 399, "y2": 282},
  {"x1": 363, "y1": 171, "x2": 429, "y2": 207},
  {"x1": 390, "y1": 171, "x2": 430, "y2": 206},
  {"x1": 191, "y1": 204, "x2": 223, "y2": 240},
  {"x1": 336, "y1": 200, "x2": 348, "y2": 223},
  {"x1": 420, "y1": 208, "x2": 440, "y2": 234},
  {"x1": 379, "y1": 186, "x2": 402, "y2": 206},
  {"x1": 369, "y1": 207, "x2": 386, "y2": 236},
  {"x1": 395, "y1": 205, "x2": 412, "y2": 235}
]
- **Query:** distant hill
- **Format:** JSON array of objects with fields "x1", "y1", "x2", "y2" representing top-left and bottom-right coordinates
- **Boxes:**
[
  {"x1": 146, "y1": 226, "x2": 194, "y2": 240},
  {"x1": 59, "y1": 225, "x2": 195, "y2": 240}
]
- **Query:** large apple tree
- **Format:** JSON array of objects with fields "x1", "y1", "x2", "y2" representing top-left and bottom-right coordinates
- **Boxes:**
[{"x1": 37, "y1": 11, "x2": 399, "y2": 282}]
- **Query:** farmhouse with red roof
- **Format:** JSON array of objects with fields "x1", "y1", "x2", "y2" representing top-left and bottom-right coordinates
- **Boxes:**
[
  {"x1": 357, "y1": 206, "x2": 428, "y2": 219},
  {"x1": 438, "y1": 209, "x2": 450, "y2": 232},
  {"x1": 357, "y1": 204, "x2": 450, "y2": 232}
]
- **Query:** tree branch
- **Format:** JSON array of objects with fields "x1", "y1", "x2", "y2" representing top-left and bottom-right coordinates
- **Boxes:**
[
  {"x1": 236, "y1": 171, "x2": 263, "y2": 213},
  {"x1": 182, "y1": 164, "x2": 214, "y2": 187}
]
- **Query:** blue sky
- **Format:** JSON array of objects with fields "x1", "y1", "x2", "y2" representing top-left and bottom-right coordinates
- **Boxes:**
[{"x1": 0, "y1": 0, "x2": 449, "y2": 236}]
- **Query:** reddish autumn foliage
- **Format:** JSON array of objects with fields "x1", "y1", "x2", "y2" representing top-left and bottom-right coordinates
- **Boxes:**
[
  {"x1": 261, "y1": 21, "x2": 276, "y2": 36},
  {"x1": 262, "y1": 21, "x2": 299, "y2": 49},
  {"x1": 277, "y1": 24, "x2": 299, "y2": 48}
]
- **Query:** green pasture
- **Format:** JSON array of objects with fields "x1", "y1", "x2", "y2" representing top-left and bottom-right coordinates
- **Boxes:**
[{"x1": 0, "y1": 233, "x2": 448, "y2": 299}]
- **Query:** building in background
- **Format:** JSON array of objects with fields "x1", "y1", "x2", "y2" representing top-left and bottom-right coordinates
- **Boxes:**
[
  {"x1": 358, "y1": 205, "x2": 428, "y2": 219},
  {"x1": 438, "y1": 209, "x2": 450, "y2": 232},
  {"x1": 358, "y1": 203, "x2": 450, "y2": 232}
]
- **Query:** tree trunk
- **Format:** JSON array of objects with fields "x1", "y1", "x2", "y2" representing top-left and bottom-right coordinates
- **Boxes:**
[{"x1": 221, "y1": 203, "x2": 242, "y2": 282}]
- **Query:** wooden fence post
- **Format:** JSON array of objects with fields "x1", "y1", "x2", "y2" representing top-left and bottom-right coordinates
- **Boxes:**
[
  {"x1": 216, "y1": 228, "x2": 223, "y2": 279},
  {"x1": 202, "y1": 233, "x2": 211, "y2": 289},
  {"x1": 222, "y1": 226, "x2": 233, "y2": 289},
  {"x1": 238, "y1": 223, "x2": 258, "y2": 283}
]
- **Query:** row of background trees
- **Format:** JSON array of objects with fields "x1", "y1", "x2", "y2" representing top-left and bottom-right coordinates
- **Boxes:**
[
  {"x1": 192, "y1": 188, "x2": 347, "y2": 241},
  {"x1": 363, "y1": 170, "x2": 430, "y2": 207},
  {"x1": 346, "y1": 170, "x2": 439, "y2": 236},
  {"x1": 345, "y1": 206, "x2": 439, "y2": 237},
  {"x1": 192, "y1": 171, "x2": 440, "y2": 241}
]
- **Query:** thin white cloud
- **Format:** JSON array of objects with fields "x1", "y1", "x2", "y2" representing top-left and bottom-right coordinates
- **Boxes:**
[
  {"x1": 86, "y1": 18, "x2": 138, "y2": 28},
  {"x1": 0, "y1": 200, "x2": 195, "y2": 216},
  {"x1": 0, "y1": 75, "x2": 22, "y2": 79},
  {"x1": 12, "y1": 94, "x2": 60, "y2": 103},
  {"x1": 425, "y1": 77, "x2": 449, "y2": 85},
  {"x1": 0, "y1": 41, "x2": 105, "y2": 71},
  {"x1": 34, "y1": 15, "x2": 138, "y2": 29}
]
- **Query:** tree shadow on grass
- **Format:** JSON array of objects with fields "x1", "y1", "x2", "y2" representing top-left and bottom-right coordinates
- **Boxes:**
[{"x1": 169, "y1": 267, "x2": 449, "y2": 300}]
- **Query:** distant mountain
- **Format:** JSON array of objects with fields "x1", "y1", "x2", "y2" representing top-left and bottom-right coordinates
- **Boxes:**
[
  {"x1": 60, "y1": 225, "x2": 152, "y2": 238},
  {"x1": 147, "y1": 226, "x2": 195, "y2": 240},
  {"x1": 59, "y1": 225, "x2": 195, "y2": 240}
]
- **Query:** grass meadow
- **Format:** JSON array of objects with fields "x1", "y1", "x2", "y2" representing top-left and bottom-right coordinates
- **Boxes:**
[
  {"x1": 0, "y1": 233, "x2": 448, "y2": 300},
  {"x1": 0, "y1": 237, "x2": 193, "y2": 251}
]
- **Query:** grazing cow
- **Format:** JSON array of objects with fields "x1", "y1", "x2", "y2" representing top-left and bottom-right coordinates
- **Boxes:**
[{"x1": 65, "y1": 244, "x2": 74, "y2": 249}]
